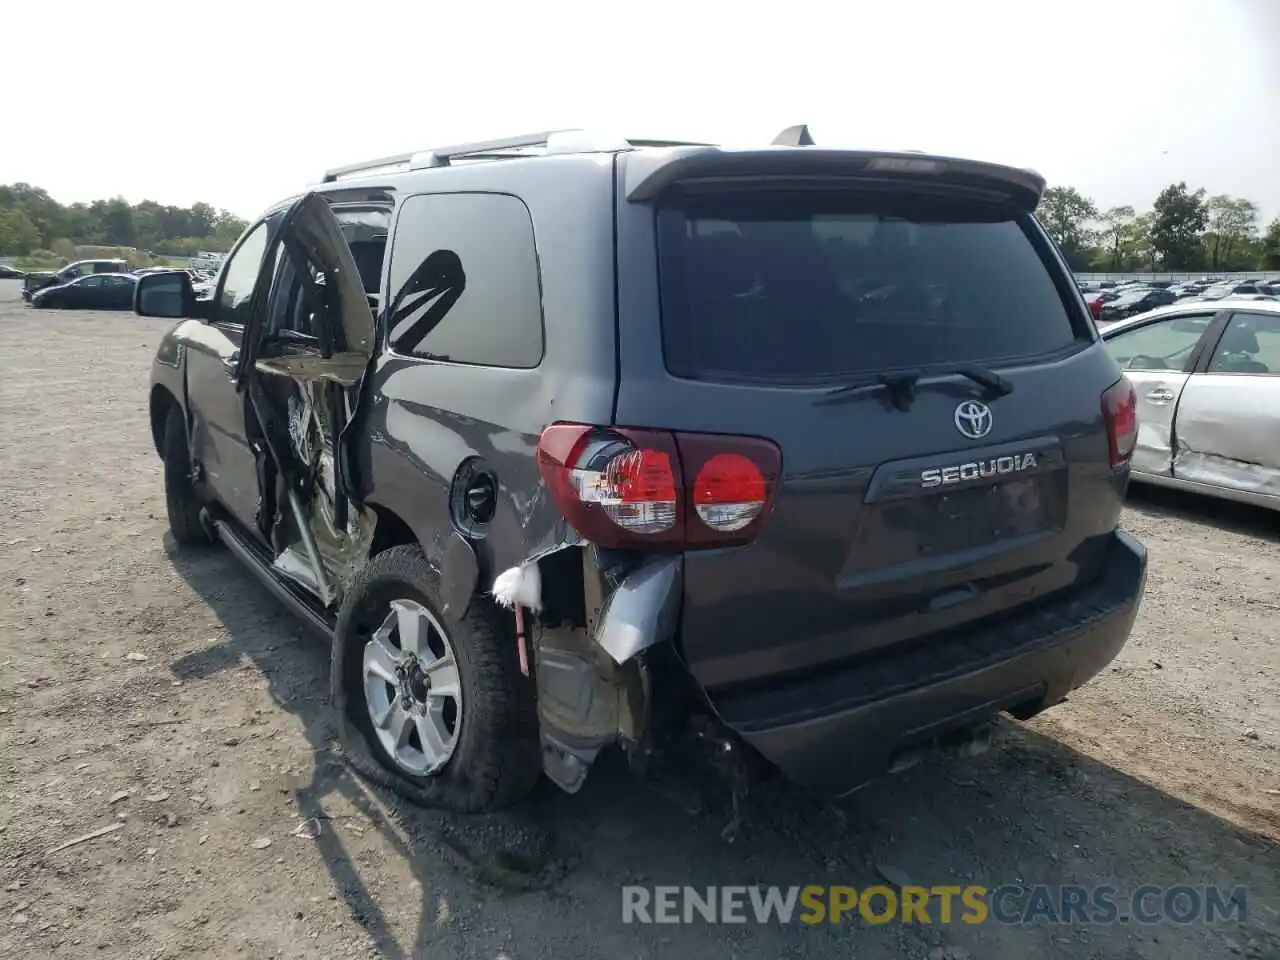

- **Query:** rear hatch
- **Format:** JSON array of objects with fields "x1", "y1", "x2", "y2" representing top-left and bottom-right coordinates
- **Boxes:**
[{"x1": 613, "y1": 150, "x2": 1131, "y2": 695}]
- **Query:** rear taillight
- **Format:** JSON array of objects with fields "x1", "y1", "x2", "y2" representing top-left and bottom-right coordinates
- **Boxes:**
[
  {"x1": 535, "y1": 423, "x2": 781, "y2": 550},
  {"x1": 1101, "y1": 377, "x2": 1137, "y2": 468}
]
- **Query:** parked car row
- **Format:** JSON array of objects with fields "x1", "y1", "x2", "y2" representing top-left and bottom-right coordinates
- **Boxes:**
[
  {"x1": 17, "y1": 259, "x2": 220, "y2": 310},
  {"x1": 28, "y1": 272, "x2": 138, "y2": 309},
  {"x1": 1081, "y1": 276, "x2": 1280, "y2": 326},
  {"x1": 22, "y1": 258, "x2": 131, "y2": 301}
]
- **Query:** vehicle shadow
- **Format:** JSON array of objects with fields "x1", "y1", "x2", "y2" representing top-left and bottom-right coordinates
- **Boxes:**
[
  {"x1": 1127, "y1": 482, "x2": 1280, "y2": 544},
  {"x1": 165, "y1": 542, "x2": 1280, "y2": 960}
]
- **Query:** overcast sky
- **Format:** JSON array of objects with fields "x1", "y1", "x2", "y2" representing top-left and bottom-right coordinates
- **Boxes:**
[{"x1": 4, "y1": 0, "x2": 1278, "y2": 222}]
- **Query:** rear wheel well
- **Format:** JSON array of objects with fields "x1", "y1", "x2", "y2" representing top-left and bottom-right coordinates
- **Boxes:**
[
  {"x1": 367, "y1": 505, "x2": 418, "y2": 557},
  {"x1": 149, "y1": 386, "x2": 179, "y2": 457}
]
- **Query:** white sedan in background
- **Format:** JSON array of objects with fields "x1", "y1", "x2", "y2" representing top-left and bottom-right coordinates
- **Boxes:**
[{"x1": 1099, "y1": 298, "x2": 1280, "y2": 511}]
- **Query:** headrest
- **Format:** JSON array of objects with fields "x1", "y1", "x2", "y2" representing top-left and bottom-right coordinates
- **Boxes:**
[{"x1": 1220, "y1": 325, "x2": 1259, "y2": 354}]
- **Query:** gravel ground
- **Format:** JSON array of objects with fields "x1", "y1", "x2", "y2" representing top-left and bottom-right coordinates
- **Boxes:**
[{"x1": 1, "y1": 283, "x2": 1277, "y2": 960}]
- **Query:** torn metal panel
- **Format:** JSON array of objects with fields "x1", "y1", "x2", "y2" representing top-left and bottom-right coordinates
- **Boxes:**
[
  {"x1": 272, "y1": 546, "x2": 323, "y2": 596},
  {"x1": 533, "y1": 623, "x2": 651, "y2": 794},
  {"x1": 255, "y1": 353, "x2": 367, "y2": 387},
  {"x1": 267, "y1": 375, "x2": 374, "y2": 606},
  {"x1": 593, "y1": 555, "x2": 683, "y2": 665},
  {"x1": 540, "y1": 733, "x2": 600, "y2": 795},
  {"x1": 535, "y1": 628, "x2": 621, "y2": 742},
  {"x1": 511, "y1": 548, "x2": 684, "y2": 794},
  {"x1": 525, "y1": 537, "x2": 584, "y2": 564},
  {"x1": 506, "y1": 518, "x2": 585, "y2": 576}
]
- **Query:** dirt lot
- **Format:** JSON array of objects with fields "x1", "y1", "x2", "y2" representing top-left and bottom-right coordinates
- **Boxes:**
[{"x1": 1, "y1": 284, "x2": 1277, "y2": 960}]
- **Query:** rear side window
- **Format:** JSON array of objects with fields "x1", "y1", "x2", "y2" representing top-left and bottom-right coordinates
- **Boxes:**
[
  {"x1": 385, "y1": 193, "x2": 543, "y2": 368},
  {"x1": 1104, "y1": 314, "x2": 1213, "y2": 372},
  {"x1": 656, "y1": 191, "x2": 1082, "y2": 383}
]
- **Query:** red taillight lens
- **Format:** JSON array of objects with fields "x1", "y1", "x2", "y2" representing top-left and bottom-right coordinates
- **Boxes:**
[
  {"x1": 536, "y1": 424, "x2": 684, "y2": 547},
  {"x1": 535, "y1": 423, "x2": 781, "y2": 549},
  {"x1": 679, "y1": 434, "x2": 780, "y2": 545},
  {"x1": 1101, "y1": 377, "x2": 1137, "y2": 468},
  {"x1": 599, "y1": 447, "x2": 680, "y2": 535},
  {"x1": 693, "y1": 453, "x2": 765, "y2": 530}
]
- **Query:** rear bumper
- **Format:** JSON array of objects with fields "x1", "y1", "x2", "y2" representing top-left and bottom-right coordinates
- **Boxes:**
[{"x1": 709, "y1": 529, "x2": 1147, "y2": 798}]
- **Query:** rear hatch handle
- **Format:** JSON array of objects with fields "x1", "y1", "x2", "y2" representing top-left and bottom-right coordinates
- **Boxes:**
[{"x1": 818, "y1": 363, "x2": 1014, "y2": 411}]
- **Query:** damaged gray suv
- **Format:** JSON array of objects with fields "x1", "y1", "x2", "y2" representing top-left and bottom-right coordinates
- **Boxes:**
[{"x1": 135, "y1": 126, "x2": 1148, "y2": 812}]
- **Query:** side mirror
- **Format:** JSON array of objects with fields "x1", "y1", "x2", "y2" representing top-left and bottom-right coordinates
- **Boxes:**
[{"x1": 134, "y1": 270, "x2": 210, "y2": 320}]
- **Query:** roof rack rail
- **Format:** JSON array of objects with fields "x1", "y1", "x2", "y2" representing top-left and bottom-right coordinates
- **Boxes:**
[
  {"x1": 322, "y1": 131, "x2": 564, "y2": 182},
  {"x1": 320, "y1": 130, "x2": 715, "y2": 182}
]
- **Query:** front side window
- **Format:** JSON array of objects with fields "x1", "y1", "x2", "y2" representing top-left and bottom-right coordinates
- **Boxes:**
[
  {"x1": 79, "y1": 276, "x2": 106, "y2": 288},
  {"x1": 1104, "y1": 314, "x2": 1213, "y2": 371},
  {"x1": 656, "y1": 190, "x2": 1083, "y2": 383},
  {"x1": 385, "y1": 193, "x2": 543, "y2": 368},
  {"x1": 1206, "y1": 314, "x2": 1280, "y2": 375},
  {"x1": 215, "y1": 220, "x2": 272, "y2": 326}
]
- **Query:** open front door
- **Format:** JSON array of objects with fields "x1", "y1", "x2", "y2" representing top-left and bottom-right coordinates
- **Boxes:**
[
  {"x1": 236, "y1": 192, "x2": 379, "y2": 609},
  {"x1": 237, "y1": 192, "x2": 375, "y2": 381}
]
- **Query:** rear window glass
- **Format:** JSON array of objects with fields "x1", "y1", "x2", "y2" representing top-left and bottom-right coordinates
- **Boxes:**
[{"x1": 656, "y1": 191, "x2": 1082, "y2": 383}]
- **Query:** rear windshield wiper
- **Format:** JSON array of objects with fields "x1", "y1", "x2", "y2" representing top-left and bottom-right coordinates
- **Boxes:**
[{"x1": 819, "y1": 363, "x2": 1014, "y2": 411}]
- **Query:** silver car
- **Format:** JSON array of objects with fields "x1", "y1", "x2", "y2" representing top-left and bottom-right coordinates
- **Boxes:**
[{"x1": 1100, "y1": 299, "x2": 1280, "y2": 511}]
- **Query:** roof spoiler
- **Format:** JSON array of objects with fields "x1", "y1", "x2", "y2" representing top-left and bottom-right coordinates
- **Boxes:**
[{"x1": 625, "y1": 137, "x2": 1046, "y2": 211}]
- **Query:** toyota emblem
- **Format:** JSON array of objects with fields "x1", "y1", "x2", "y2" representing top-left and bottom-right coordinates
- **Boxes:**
[{"x1": 954, "y1": 400, "x2": 993, "y2": 439}]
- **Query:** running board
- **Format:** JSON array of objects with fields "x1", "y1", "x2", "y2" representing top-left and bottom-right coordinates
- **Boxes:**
[{"x1": 210, "y1": 516, "x2": 334, "y2": 641}]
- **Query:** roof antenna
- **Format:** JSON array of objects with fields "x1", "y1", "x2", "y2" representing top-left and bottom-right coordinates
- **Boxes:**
[{"x1": 772, "y1": 124, "x2": 815, "y2": 146}]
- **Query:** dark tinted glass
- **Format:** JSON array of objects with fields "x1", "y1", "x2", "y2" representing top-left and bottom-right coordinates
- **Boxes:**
[
  {"x1": 657, "y1": 191, "x2": 1082, "y2": 382},
  {"x1": 385, "y1": 193, "x2": 543, "y2": 368}
]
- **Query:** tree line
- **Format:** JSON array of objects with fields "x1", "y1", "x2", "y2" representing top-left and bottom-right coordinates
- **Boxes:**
[
  {"x1": 0, "y1": 183, "x2": 248, "y2": 266},
  {"x1": 5, "y1": 178, "x2": 1279, "y2": 275},
  {"x1": 1039, "y1": 182, "x2": 1280, "y2": 273}
]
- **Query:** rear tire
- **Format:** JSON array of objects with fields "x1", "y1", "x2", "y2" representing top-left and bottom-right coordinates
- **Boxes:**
[
  {"x1": 334, "y1": 545, "x2": 542, "y2": 812},
  {"x1": 161, "y1": 405, "x2": 210, "y2": 547}
]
